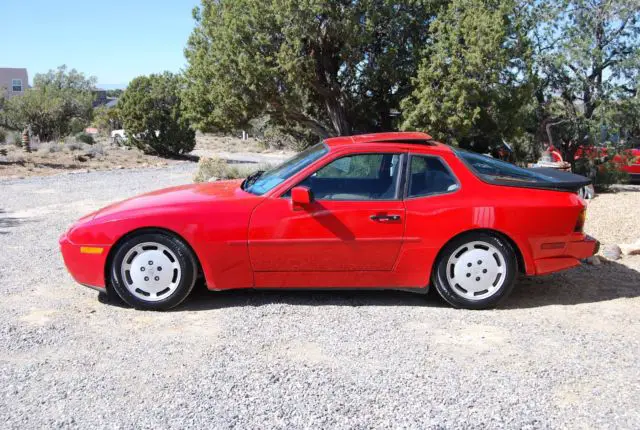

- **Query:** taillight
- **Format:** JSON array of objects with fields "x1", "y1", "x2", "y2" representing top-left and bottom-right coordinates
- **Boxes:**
[{"x1": 575, "y1": 208, "x2": 586, "y2": 232}]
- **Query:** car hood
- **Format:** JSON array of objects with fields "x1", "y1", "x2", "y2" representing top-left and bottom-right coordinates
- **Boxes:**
[{"x1": 91, "y1": 179, "x2": 249, "y2": 220}]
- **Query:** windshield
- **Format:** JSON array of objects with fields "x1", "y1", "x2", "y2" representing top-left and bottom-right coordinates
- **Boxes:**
[
  {"x1": 455, "y1": 149, "x2": 558, "y2": 183},
  {"x1": 244, "y1": 143, "x2": 329, "y2": 195}
]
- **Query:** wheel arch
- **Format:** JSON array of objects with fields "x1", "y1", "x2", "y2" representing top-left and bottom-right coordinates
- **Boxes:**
[
  {"x1": 104, "y1": 226, "x2": 205, "y2": 290},
  {"x1": 433, "y1": 228, "x2": 528, "y2": 276}
]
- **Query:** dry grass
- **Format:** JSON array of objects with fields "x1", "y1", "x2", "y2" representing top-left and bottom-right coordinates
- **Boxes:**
[
  {"x1": 196, "y1": 132, "x2": 268, "y2": 153},
  {"x1": 0, "y1": 133, "x2": 283, "y2": 178},
  {"x1": 0, "y1": 136, "x2": 173, "y2": 178}
]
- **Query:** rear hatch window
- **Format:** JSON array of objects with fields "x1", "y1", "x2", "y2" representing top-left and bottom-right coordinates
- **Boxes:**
[{"x1": 455, "y1": 149, "x2": 590, "y2": 191}]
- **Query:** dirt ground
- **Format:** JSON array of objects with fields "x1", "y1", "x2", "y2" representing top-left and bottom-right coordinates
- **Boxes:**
[
  {"x1": 0, "y1": 137, "x2": 175, "y2": 178},
  {"x1": 0, "y1": 133, "x2": 280, "y2": 179}
]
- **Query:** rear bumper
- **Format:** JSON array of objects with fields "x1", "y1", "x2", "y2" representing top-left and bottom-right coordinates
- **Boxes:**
[
  {"x1": 59, "y1": 233, "x2": 109, "y2": 290},
  {"x1": 534, "y1": 235, "x2": 599, "y2": 275}
]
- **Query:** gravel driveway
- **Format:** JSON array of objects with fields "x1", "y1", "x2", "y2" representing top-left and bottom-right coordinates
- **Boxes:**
[{"x1": 1, "y1": 165, "x2": 639, "y2": 429}]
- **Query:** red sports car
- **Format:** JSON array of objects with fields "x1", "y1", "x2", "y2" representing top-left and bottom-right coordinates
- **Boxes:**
[{"x1": 60, "y1": 132, "x2": 599, "y2": 310}]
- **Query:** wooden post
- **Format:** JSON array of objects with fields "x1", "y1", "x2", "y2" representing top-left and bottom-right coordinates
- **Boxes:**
[{"x1": 21, "y1": 128, "x2": 31, "y2": 153}]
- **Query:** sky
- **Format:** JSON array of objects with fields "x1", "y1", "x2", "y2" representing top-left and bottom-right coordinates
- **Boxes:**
[{"x1": 0, "y1": 0, "x2": 201, "y2": 89}]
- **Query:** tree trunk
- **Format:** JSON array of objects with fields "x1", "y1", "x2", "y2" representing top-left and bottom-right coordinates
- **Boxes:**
[{"x1": 324, "y1": 97, "x2": 350, "y2": 136}]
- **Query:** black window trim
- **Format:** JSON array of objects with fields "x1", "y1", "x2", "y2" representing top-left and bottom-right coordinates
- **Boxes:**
[
  {"x1": 403, "y1": 153, "x2": 461, "y2": 200},
  {"x1": 280, "y1": 151, "x2": 408, "y2": 202}
]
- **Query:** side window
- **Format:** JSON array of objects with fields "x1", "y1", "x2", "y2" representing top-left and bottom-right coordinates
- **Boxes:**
[
  {"x1": 408, "y1": 155, "x2": 459, "y2": 197},
  {"x1": 315, "y1": 154, "x2": 384, "y2": 179},
  {"x1": 299, "y1": 153, "x2": 401, "y2": 200}
]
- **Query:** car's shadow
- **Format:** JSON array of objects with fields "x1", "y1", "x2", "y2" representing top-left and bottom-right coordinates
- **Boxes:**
[
  {"x1": 0, "y1": 208, "x2": 30, "y2": 234},
  {"x1": 181, "y1": 286, "x2": 445, "y2": 311},
  {"x1": 503, "y1": 259, "x2": 640, "y2": 309},
  {"x1": 100, "y1": 260, "x2": 640, "y2": 311}
]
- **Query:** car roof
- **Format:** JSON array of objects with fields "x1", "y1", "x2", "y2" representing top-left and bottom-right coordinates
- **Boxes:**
[{"x1": 323, "y1": 132, "x2": 453, "y2": 155}]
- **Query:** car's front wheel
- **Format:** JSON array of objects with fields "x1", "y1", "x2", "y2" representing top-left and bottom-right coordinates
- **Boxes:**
[
  {"x1": 432, "y1": 232, "x2": 517, "y2": 309},
  {"x1": 109, "y1": 232, "x2": 198, "y2": 310}
]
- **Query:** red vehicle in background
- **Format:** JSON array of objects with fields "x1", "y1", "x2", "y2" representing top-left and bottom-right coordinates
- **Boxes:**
[
  {"x1": 545, "y1": 144, "x2": 640, "y2": 182},
  {"x1": 60, "y1": 132, "x2": 599, "y2": 311}
]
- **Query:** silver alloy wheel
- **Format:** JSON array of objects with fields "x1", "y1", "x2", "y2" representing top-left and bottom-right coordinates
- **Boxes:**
[
  {"x1": 120, "y1": 242, "x2": 182, "y2": 302},
  {"x1": 445, "y1": 240, "x2": 507, "y2": 301}
]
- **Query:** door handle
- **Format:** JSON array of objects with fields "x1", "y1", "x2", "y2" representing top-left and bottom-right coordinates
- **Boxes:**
[{"x1": 370, "y1": 214, "x2": 401, "y2": 222}]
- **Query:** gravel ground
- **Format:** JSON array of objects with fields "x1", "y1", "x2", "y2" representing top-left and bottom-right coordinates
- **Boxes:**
[{"x1": 0, "y1": 165, "x2": 639, "y2": 429}]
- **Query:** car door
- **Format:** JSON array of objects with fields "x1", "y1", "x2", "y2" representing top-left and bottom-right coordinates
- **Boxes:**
[{"x1": 248, "y1": 152, "x2": 406, "y2": 272}]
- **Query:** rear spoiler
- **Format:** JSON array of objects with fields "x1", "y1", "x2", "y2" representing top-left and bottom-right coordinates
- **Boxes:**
[{"x1": 487, "y1": 168, "x2": 591, "y2": 192}]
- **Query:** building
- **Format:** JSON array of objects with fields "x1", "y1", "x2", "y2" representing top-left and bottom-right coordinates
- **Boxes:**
[{"x1": 0, "y1": 67, "x2": 29, "y2": 99}]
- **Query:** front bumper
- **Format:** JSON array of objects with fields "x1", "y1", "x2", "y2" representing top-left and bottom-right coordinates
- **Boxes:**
[
  {"x1": 534, "y1": 235, "x2": 600, "y2": 275},
  {"x1": 59, "y1": 232, "x2": 110, "y2": 290}
]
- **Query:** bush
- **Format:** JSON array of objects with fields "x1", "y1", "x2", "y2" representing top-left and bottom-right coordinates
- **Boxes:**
[
  {"x1": 84, "y1": 143, "x2": 105, "y2": 158},
  {"x1": 92, "y1": 105, "x2": 122, "y2": 134},
  {"x1": 574, "y1": 149, "x2": 630, "y2": 192},
  {"x1": 119, "y1": 72, "x2": 195, "y2": 157},
  {"x1": 194, "y1": 157, "x2": 271, "y2": 183},
  {"x1": 9, "y1": 132, "x2": 22, "y2": 147},
  {"x1": 69, "y1": 117, "x2": 88, "y2": 134},
  {"x1": 75, "y1": 132, "x2": 95, "y2": 145},
  {"x1": 594, "y1": 160, "x2": 629, "y2": 191},
  {"x1": 194, "y1": 157, "x2": 242, "y2": 182},
  {"x1": 0, "y1": 128, "x2": 6, "y2": 144},
  {"x1": 63, "y1": 140, "x2": 85, "y2": 151},
  {"x1": 37, "y1": 142, "x2": 62, "y2": 154}
]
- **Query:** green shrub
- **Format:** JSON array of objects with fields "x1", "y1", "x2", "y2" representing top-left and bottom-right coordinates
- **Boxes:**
[
  {"x1": 69, "y1": 117, "x2": 88, "y2": 134},
  {"x1": 75, "y1": 132, "x2": 95, "y2": 145},
  {"x1": 194, "y1": 157, "x2": 271, "y2": 183},
  {"x1": 119, "y1": 72, "x2": 195, "y2": 157},
  {"x1": 64, "y1": 140, "x2": 85, "y2": 151},
  {"x1": 574, "y1": 150, "x2": 630, "y2": 192},
  {"x1": 194, "y1": 157, "x2": 242, "y2": 182},
  {"x1": 0, "y1": 128, "x2": 6, "y2": 144},
  {"x1": 10, "y1": 132, "x2": 22, "y2": 147}
]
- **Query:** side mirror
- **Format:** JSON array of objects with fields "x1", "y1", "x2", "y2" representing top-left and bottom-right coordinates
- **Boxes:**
[{"x1": 291, "y1": 186, "x2": 313, "y2": 209}]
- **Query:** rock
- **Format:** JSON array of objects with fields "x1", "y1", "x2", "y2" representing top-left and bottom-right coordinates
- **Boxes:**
[
  {"x1": 207, "y1": 176, "x2": 219, "y2": 182},
  {"x1": 585, "y1": 256, "x2": 601, "y2": 265},
  {"x1": 600, "y1": 244, "x2": 622, "y2": 260},
  {"x1": 75, "y1": 155, "x2": 88, "y2": 162},
  {"x1": 620, "y1": 239, "x2": 640, "y2": 256}
]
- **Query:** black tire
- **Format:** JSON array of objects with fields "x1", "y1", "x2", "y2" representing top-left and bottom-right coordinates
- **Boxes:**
[
  {"x1": 432, "y1": 232, "x2": 517, "y2": 310},
  {"x1": 109, "y1": 232, "x2": 198, "y2": 310}
]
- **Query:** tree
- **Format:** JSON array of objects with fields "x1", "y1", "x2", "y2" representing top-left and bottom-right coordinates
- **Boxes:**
[
  {"x1": 118, "y1": 72, "x2": 195, "y2": 156},
  {"x1": 0, "y1": 65, "x2": 96, "y2": 142},
  {"x1": 106, "y1": 89, "x2": 124, "y2": 98},
  {"x1": 92, "y1": 105, "x2": 123, "y2": 134},
  {"x1": 533, "y1": 0, "x2": 640, "y2": 164},
  {"x1": 183, "y1": 0, "x2": 443, "y2": 138},
  {"x1": 401, "y1": 0, "x2": 533, "y2": 152}
]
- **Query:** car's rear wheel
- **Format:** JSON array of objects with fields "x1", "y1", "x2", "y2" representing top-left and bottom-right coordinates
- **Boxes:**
[
  {"x1": 432, "y1": 232, "x2": 517, "y2": 309},
  {"x1": 109, "y1": 232, "x2": 198, "y2": 310}
]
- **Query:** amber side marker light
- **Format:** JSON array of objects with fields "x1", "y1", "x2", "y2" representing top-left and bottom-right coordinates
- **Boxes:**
[
  {"x1": 80, "y1": 247, "x2": 104, "y2": 255},
  {"x1": 575, "y1": 208, "x2": 586, "y2": 232}
]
